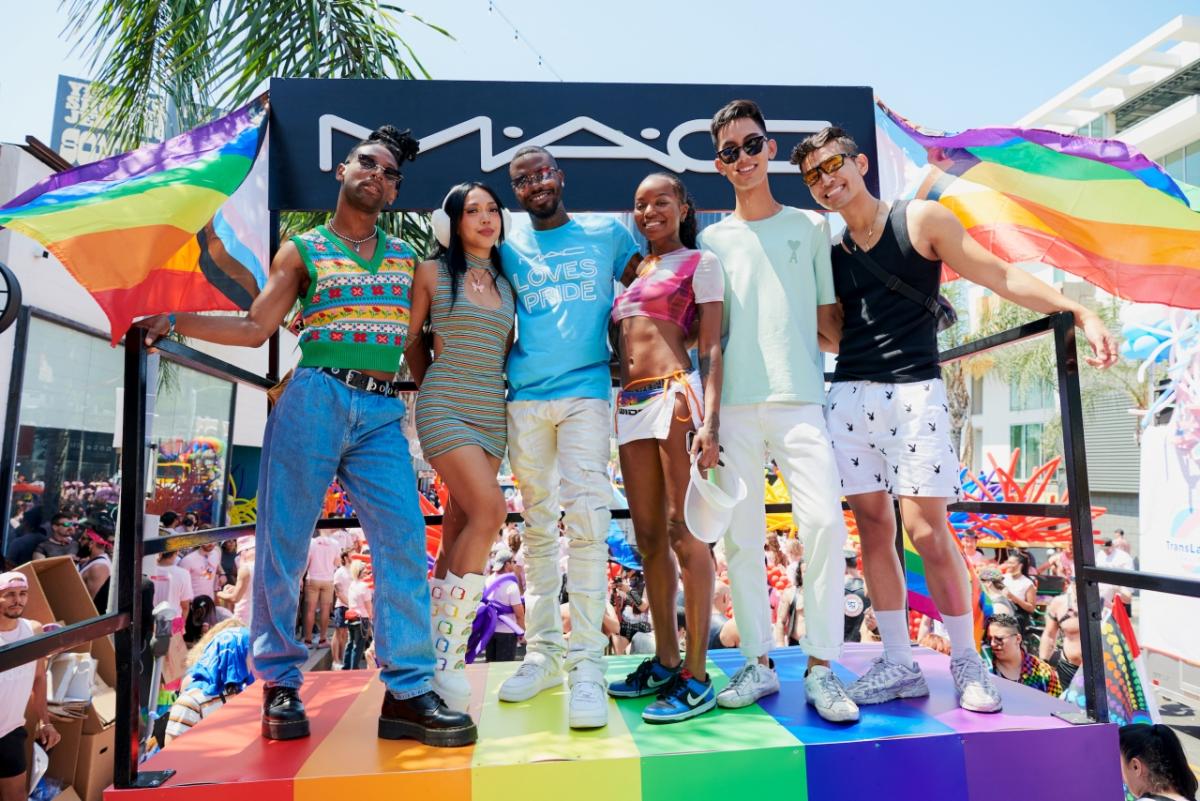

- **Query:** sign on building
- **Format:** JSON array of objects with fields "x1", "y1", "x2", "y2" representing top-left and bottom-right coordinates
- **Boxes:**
[
  {"x1": 49, "y1": 75, "x2": 172, "y2": 166},
  {"x1": 268, "y1": 79, "x2": 877, "y2": 212}
]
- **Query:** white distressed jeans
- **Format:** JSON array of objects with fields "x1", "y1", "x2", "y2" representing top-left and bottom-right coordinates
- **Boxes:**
[
  {"x1": 507, "y1": 398, "x2": 611, "y2": 683},
  {"x1": 719, "y1": 402, "x2": 848, "y2": 661}
]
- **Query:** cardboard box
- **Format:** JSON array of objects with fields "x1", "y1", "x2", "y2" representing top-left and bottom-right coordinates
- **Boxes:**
[
  {"x1": 24, "y1": 711, "x2": 83, "y2": 799},
  {"x1": 73, "y1": 726, "x2": 115, "y2": 801}
]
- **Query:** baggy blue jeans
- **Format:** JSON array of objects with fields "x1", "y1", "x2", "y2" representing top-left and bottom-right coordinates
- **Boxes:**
[{"x1": 251, "y1": 367, "x2": 433, "y2": 699}]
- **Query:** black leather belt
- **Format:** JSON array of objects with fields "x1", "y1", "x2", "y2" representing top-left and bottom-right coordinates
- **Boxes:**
[{"x1": 320, "y1": 367, "x2": 405, "y2": 398}]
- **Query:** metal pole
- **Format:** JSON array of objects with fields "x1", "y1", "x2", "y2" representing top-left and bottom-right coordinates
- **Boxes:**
[
  {"x1": 1053, "y1": 311, "x2": 1106, "y2": 724},
  {"x1": 113, "y1": 335, "x2": 174, "y2": 788},
  {"x1": 0, "y1": 306, "x2": 31, "y2": 559}
]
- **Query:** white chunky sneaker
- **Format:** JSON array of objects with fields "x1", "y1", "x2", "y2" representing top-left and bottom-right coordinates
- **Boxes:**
[
  {"x1": 716, "y1": 660, "x2": 781, "y2": 709},
  {"x1": 950, "y1": 652, "x2": 1003, "y2": 713},
  {"x1": 845, "y1": 657, "x2": 930, "y2": 705},
  {"x1": 804, "y1": 665, "x2": 860, "y2": 723},
  {"x1": 568, "y1": 679, "x2": 608, "y2": 729},
  {"x1": 498, "y1": 659, "x2": 563, "y2": 703}
]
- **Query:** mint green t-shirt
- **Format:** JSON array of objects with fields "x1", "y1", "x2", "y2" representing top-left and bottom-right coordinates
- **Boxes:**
[{"x1": 697, "y1": 206, "x2": 835, "y2": 406}]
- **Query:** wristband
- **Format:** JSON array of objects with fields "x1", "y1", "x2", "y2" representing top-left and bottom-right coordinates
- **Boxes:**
[{"x1": 167, "y1": 313, "x2": 177, "y2": 335}]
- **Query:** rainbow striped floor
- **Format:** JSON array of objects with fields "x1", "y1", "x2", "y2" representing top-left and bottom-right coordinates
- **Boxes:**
[{"x1": 106, "y1": 644, "x2": 1123, "y2": 800}]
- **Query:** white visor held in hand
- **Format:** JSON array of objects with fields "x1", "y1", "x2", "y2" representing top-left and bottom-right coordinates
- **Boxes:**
[{"x1": 684, "y1": 460, "x2": 747, "y2": 544}]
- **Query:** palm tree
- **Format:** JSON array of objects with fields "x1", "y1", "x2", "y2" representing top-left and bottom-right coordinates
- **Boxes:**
[
  {"x1": 957, "y1": 287, "x2": 1149, "y2": 465},
  {"x1": 63, "y1": 0, "x2": 450, "y2": 252}
]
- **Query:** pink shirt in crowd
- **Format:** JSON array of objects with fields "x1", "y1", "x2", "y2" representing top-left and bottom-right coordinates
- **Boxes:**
[
  {"x1": 348, "y1": 581, "x2": 372, "y2": 619},
  {"x1": 306, "y1": 535, "x2": 341, "y2": 582},
  {"x1": 178, "y1": 548, "x2": 219, "y2": 598}
]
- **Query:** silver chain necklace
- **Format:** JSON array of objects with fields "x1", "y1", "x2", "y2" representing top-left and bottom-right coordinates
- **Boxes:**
[{"x1": 327, "y1": 220, "x2": 377, "y2": 253}]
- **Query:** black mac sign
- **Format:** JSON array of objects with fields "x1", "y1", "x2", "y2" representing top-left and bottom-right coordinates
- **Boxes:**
[{"x1": 268, "y1": 79, "x2": 877, "y2": 212}]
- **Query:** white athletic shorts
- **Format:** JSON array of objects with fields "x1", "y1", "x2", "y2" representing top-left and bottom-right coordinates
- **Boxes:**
[
  {"x1": 825, "y1": 378, "x2": 961, "y2": 500},
  {"x1": 615, "y1": 371, "x2": 703, "y2": 446}
]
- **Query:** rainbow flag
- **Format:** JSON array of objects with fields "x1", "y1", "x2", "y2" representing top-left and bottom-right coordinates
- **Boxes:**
[
  {"x1": 1061, "y1": 601, "x2": 1158, "y2": 724},
  {"x1": 876, "y1": 99, "x2": 1200, "y2": 309},
  {"x1": 0, "y1": 95, "x2": 269, "y2": 342},
  {"x1": 903, "y1": 529, "x2": 990, "y2": 648}
]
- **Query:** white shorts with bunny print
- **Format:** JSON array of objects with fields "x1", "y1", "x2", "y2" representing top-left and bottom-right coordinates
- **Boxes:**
[{"x1": 825, "y1": 378, "x2": 961, "y2": 500}]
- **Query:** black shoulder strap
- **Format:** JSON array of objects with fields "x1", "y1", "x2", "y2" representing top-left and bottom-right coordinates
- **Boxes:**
[
  {"x1": 890, "y1": 199, "x2": 915, "y2": 260},
  {"x1": 842, "y1": 228, "x2": 942, "y2": 319}
]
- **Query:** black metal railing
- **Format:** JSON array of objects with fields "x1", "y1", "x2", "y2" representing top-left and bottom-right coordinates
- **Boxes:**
[{"x1": 1, "y1": 309, "x2": 1198, "y2": 789}]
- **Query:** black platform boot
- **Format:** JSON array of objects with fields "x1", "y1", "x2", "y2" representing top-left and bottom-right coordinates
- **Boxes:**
[
  {"x1": 379, "y1": 690, "x2": 477, "y2": 746},
  {"x1": 262, "y1": 685, "x2": 310, "y2": 740}
]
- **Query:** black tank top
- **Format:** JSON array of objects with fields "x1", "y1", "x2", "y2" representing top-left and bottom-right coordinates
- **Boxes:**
[{"x1": 831, "y1": 200, "x2": 942, "y2": 383}]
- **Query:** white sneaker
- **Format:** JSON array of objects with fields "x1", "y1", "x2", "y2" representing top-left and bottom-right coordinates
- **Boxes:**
[
  {"x1": 716, "y1": 660, "x2": 781, "y2": 709},
  {"x1": 498, "y1": 659, "x2": 562, "y2": 703},
  {"x1": 568, "y1": 679, "x2": 608, "y2": 729},
  {"x1": 845, "y1": 657, "x2": 930, "y2": 705},
  {"x1": 950, "y1": 652, "x2": 1003, "y2": 713},
  {"x1": 804, "y1": 665, "x2": 860, "y2": 723}
]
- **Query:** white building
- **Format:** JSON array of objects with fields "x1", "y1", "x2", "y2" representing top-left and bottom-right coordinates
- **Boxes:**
[{"x1": 966, "y1": 15, "x2": 1200, "y2": 546}]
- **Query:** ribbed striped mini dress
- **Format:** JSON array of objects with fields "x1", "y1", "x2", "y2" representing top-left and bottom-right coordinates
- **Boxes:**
[{"x1": 415, "y1": 258, "x2": 515, "y2": 460}]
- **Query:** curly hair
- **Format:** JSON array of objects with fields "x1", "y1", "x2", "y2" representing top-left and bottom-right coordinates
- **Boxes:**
[
  {"x1": 790, "y1": 125, "x2": 860, "y2": 168},
  {"x1": 347, "y1": 125, "x2": 420, "y2": 169}
]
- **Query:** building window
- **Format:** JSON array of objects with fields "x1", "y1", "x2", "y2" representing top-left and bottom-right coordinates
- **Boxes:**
[
  {"x1": 1163, "y1": 147, "x2": 1185, "y2": 183},
  {"x1": 1074, "y1": 117, "x2": 1105, "y2": 138},
  {"x1": 6, "y1": 316, "x2": 235, "y2": 534},
  {"x1": 1010, "y1": 423, "x2": 1044, "y2": 479},
  {"x1": 1009, "y1": 378, "x2": 1055, "y2": 411}
]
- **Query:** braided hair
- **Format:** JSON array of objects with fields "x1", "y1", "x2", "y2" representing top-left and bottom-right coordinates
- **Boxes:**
[{"x1": 1120, "y1": 724, "x2": 1198, "y2": 800}]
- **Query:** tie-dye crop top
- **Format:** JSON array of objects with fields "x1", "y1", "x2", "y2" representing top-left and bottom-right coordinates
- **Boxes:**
[{"x1": 611, "y1": 248, "x2": 724, "y2": 332}]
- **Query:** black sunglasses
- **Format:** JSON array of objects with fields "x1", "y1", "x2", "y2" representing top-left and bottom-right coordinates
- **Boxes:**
[
  {"x1": 716, "y1": 134, "x2": 767, "y2": 165},
  {"x1": 350, "y1": 153, "x2": 403, "y2": 185},
  {"x1": 802, "y1": 152, "x2": 855, "y2": 186}
]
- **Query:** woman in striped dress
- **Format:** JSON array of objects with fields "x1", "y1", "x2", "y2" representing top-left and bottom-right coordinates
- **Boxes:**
[{"x1": 407, "y1": 182, "x2": 515, "y2": 710}]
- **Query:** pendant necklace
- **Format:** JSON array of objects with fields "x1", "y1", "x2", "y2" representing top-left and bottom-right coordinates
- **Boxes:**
[
  {"x1": 849, "y1": 199, "x2": 885, "y2": 251},
  {"x1": 465, "y1": 253, "x2": 493, "y2": 293},
  {"x1": 328, "y1": 220, "x2": 376, "y2": 253}
]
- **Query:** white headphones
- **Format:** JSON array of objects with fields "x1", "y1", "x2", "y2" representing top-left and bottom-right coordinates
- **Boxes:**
[{"x1": 431, "y1": 187, "x2": 513, "y2": 248}]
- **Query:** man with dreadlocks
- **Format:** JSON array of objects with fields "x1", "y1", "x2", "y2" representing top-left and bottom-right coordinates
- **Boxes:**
[{"x1": 143, "y1": 125, "x2": 476, "y2": 747}]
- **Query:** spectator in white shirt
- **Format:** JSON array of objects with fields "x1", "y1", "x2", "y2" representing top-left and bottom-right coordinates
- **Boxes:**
[
  {"x1": 330, "y1": 551, "x2": 352, "y2": 669},
  {"x1": 1097, "y1": 538, "x2": 1135, "y2": 611},
  {"x1": 344, "y1": 561, "x2": 373, "y2": 670},
  {"x1": 302, "y1": 531, "x2": 341, "y2": 648},
  {"x1": 149, "y1": 550, "x2": 193, "y2": 621},
  {"x1": 178, "y1": 543, "x2": 220, "y2": 599}
]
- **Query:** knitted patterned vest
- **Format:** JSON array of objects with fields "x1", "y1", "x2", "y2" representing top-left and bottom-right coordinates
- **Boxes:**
[{"x1": 292, "y1": 226, "x2": 416, "y2": 372}]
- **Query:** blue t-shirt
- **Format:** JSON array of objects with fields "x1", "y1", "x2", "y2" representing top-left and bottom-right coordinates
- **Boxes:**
[{"x1": 501, "y1": 216, "x2": 639, "y2": 401}]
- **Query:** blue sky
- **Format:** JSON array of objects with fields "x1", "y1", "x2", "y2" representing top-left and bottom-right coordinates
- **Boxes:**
[{"x1": 0, "y1": 0, "x2": 1195, "y2": 145}]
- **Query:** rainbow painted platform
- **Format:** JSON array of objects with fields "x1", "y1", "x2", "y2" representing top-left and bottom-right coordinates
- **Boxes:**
[{"x1": 106, "y1": 644, "x2": 1123, "y2": 800}]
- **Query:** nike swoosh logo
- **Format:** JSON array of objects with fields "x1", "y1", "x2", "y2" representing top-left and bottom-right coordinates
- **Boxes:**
[
  {"x1": 686, "y1": 692, "x2": 708, "y2": 706},
  {"x1": 647, "y1": 675, "x2": 671, "y2": 688}
]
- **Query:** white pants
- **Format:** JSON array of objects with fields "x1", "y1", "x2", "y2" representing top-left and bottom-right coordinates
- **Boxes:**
[
  {"x1": 719, "y1": 402, "x2": 847, "y2": 661},
  {"x1": 507, "y1": 398, "x2": 611, "y2": 683}
]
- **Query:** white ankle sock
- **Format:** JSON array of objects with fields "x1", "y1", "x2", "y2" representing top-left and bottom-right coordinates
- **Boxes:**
[
  {"x1": 875, "y1": 610, "x2": 915, "y2": 668},
  {"x1": 942, "y1": 613, "x2": 977, "y2": 659}
]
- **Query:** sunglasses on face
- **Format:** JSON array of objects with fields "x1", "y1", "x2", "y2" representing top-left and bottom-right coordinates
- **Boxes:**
[
  {"x1": 716, "y1": 134, "x2": 767, "y2": 165},
  {"x1": 802, "y1": 152, "x2": 855, "y2": 187},
  {"x1": 988, "y1": 633, "x2": 1017, "y2": 645},
  {"x1": 350, "y1": 153, "x2": 403, "y2": 185},
  {"x1": 510, "y1": 166, "x2": 558, "y2": 192}
]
